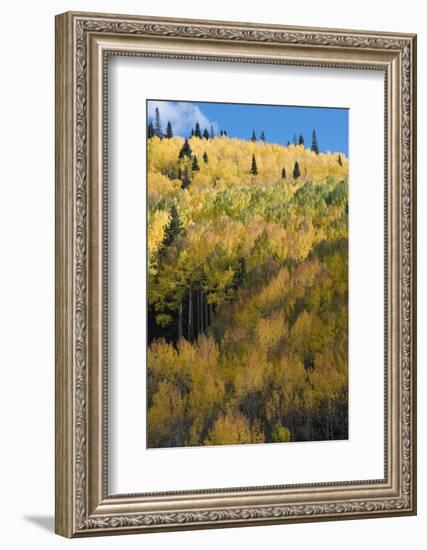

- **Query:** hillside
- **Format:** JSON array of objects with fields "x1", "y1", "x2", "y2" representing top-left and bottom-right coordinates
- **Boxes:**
[{"x1": 147, "y1": 134, "x2": 349, "y2": 448}]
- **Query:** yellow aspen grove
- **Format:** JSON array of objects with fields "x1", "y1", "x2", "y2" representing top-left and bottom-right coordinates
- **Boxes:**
[{"x1": 147, "y1": 132, "x2": 348, "y2": 448}]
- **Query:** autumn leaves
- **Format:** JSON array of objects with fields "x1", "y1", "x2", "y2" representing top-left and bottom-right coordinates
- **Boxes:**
[{"x1": 147, "y1": 133, "x2": 348, "y2": 448}]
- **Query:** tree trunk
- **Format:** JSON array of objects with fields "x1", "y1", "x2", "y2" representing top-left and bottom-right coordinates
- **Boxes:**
[
  {"x1": 196, "y1": 287, "x2": 200, "y2": 338},
  {"x1": 178, "y1": 301, "x2": 183, "y2": 341},
  {"x1": 200, "y1": 289, "x2": 205, "y2": 334},
  {"x1": 188, "y1": 286, "x2": 193, "y2": 341}
]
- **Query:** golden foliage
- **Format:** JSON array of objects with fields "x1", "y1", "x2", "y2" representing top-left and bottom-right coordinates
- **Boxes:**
[
  {"x1": 147, "y1": 134, "x2": 349, "y2": 447},
  {"x1": 147, "y1": 209, "x2": 169, "y2": 275},
  {"x1": 148, "y1": 136, "x2": 348, "y2": 193},
  {"x1": 204, "y1": 411, "x2": 264, "y2": 446}
]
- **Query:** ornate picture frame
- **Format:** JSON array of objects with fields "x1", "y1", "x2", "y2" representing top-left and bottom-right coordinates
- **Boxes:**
[{"x1": 55, "y1": 11, "x2": 417, "y2": 537}]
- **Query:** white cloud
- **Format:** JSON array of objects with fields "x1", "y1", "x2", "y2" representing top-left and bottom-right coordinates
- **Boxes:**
[{"x1": 147, "y1": 101, "x2": 218, "y2": 137}]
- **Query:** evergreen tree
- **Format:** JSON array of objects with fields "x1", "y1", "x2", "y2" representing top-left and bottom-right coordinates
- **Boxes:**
[
  {"x1": 203, "y1": 128, "x2": 210, "y2": 140},
  {"x1": 281, "y1": 167, "x2": 286, "y2": 179},
  {"x1": 192, "y1": 155, "x2": 200, "y2": 172},
  {"x1": 220, "y1": 130, "x2": 224, "y2": 136},
  {"x1": 163, "y1": 204, "x2": 181, "y2": 246},
  {"x1": 147, "y1": 121, "x2": 155, "y2": 139},
  {"x1": 181, "y1": 166, "x2": 191, "y2": 189},
  {"x1": 260, "y1": 131, "x2": 266, "y2": 142},
  {"x1": 250, "y1": 154, "x2": 258, "y2": 175},
  {"x1": 191, "y1": 128, "x2": 195, "y2": 137},
  {"x1": 166, "y1": 121, "x2": 173, "y2": 139},
  {"x1": 293, "y1": 161, "x2": 301, "y2": 179},
  {"x1": 293, "y1": 134, "x2": 297, "y2": 146},
  {"x1": 178, "y1": 138, "x2": 192, "y2": 159},
  {"x1": 223, "y1": 130, "x2": 228, "y2": 137},
  {"x1": 210, "y1": 125, "x2": 215, "y2": 139},
  {"x1": 299, "y1": 133, "x2": 304, "y2": 146},
  {"x1": 154, "y1": 107, "x2": 163, "y2": 138},
  {"x1": 251, "y1": 129, "x2": 257, "y2": 142},
  {"x1": 203, "y1": 151, "x2": 209, "y2": 163},
  {"x1": 287, "y1": 140, "x2": 291, "y2": 147},
  {"x1": 338, "y1": 154, "x2": 343, "y2": 166},
  {"x1": 195, "y1": 122, "x2": 202, "y2": 138},
  {"x1": 311, "y1": 129, "x2": 319, "y2": 154}
]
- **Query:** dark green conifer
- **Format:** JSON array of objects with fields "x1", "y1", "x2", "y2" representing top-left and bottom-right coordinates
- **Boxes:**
[
  {"x1": 192, "y1": 155, "x2": 200, "y2": 172},
  {"x1": 147, "y1": 122, "x2": 155, "y2": 139},
  {"x1": 181, "y1": 166, "x2": 191, "y2": 189},
  {"x1": 251, "y1": 129, "x2": 257, "y2": 142},
  {"x1": 165, "y1": 121, "x2": 173, "y2": 139},
  {"x1": 281, "y1": 167, "x2": 286, "y2": 179},
  {"x1": 311, "y1": 129, "x2": 319, "y2": 154},
  {"x1": 163, "y1": 204, "x2": 181, "y2": 246},
  {"x1": 293, "y1": 161, "x2": 301, "y2": 179},
  {"x1": 203, "y1": 128, "x2": 209, "y2": 140},
  {"x1": 203, "y1": 151, "x2": 208, "y2": 163},
  {"x1": 250, "y1": 154, "x2": 258, "y2": 175},
  {"x1": 178, "y1": 138, "x2": 192, "y2": 159},
  {"x1": 154, "y1": 107, "x2": 163, "y2": 138}
]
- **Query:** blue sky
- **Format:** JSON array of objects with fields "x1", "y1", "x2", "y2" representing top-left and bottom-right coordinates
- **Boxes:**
[{"x1": 148, "y1": 100, "x2": 348, "y2": 156}]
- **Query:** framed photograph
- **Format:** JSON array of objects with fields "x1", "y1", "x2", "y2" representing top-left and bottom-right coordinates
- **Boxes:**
[{"x1": 55, "y1": 11, "x2": 417, "y2": 537}]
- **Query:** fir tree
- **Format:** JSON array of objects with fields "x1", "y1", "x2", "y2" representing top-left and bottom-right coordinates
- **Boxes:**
[
  {"x1": 299, "y1": 133, "x2": 304, "y2": 146},
  {"x1": 203, "y1": 151, "x2": 209, "y2": 163},
  {"x1": 293, "y1": 134, "x2": 297, "y2": 146},
  {"x1": 147, "y1": 121, "x2": 155, "y2": 139},
  {"x1": 338, "y1": 154, "x2": 343, "y2": 166},
  {"x1": 311, "y1": 129, "x2": 319, "y2": 154},
  {"x1": 178, "y1": 138, "x2": 192, "y2": 159},
  {"x1": 260, "y1": 131, "x2": 266, "y2": 142},
  {"x1": 166, "y1": 121, "x2": 173, "y2": 139},
  {"x1": 154, "y1": 107, "x2": 163, "y2": 138},
  {"x1": 163, "y1": 204, "x2": 181, "y2": 246},
  {"x1": 210, "y1": 125, "x2": 215, "y2": 139},
  {"x1": 223, "y1": 130, "x2": 228, "y2": 137},
  {"x1": 281, "y1": 167, "x2": 286, "y2": 179},
  {"x1": 192, "y1": 155, "x2": 200, "y2": 172},
  {"x1": 195, "y1": 122, "x2": 202, "y2": 138},
  {"x1": 181, "y1": 166, "x2": 191, "y2": 189},
  {"x1": 191, "y1": 128, "x2": 195, "y2": 137},
  {"x1": 250, "y1": 154, "x2": 258, "y2": 175},
  {"x1": 287, "y1": 140, "x2": 291, "y2": 147},
  {"x1": 203, "y1": 128, "x2": 210, "y2": 140},
  {"x1": 220, "y1": 130, "x2": 224, "y2": 136},
  {"x1": 251, "y1": 129, "x2": 257, "y2": 142},
  {"x1": 293, "y1": 161, "x2": 301, "y2": 179}
]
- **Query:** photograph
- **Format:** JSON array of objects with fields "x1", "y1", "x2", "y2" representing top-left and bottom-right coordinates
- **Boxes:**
[{"x1": 146, "y1": 100, "x2": 349, "y2": 448}]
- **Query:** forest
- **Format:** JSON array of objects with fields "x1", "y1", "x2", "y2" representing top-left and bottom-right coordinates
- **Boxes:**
[{"x1": 147, "y1": 111, "x2": 349, "y2": 448}]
